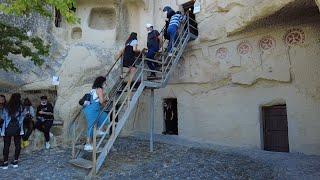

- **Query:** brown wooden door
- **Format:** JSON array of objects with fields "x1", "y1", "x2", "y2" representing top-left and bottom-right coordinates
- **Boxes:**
[{"x1": 262, "y1": 105, "x2": 289, "y2": 152}]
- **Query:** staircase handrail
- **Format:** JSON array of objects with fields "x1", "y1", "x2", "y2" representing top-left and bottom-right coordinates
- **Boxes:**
[{"x1": 89, "y1": 49, "x2": 146, "y2": 131}]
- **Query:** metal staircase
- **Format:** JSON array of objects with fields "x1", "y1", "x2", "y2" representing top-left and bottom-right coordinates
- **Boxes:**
[{"x1": 69, "y1": 14, "x2": 197, "y2": 176}]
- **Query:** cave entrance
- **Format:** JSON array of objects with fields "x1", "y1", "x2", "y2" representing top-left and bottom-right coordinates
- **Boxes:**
[
  {"x1": 163, "y1": 98, "x2": 178, "y2": 135},
  {"x1": 182, "y1": 1, "x2": 199, "y2": 39}
]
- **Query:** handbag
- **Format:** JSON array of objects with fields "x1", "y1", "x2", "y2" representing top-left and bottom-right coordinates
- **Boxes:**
[{"x1": 79, "y1": 93, "x2": 91, "y2": 106}]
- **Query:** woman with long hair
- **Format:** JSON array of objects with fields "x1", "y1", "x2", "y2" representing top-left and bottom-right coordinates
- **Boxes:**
[
  {"x1": 121, "y1": 32, "x2": 140, "y2": 84},
  {"x1": 1, "y1": 93, "x2": 24, "y2": 169},
  {"x1": 82, "y1": 76, "x2": 109, "y2": 151},
  {"x1": 21, "y1": 98, "x2": 35, "y2": 148}
]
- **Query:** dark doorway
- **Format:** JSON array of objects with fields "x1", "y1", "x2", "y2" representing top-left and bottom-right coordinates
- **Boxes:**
[
  {"x1": 262, "y1": 105, "x2": 289, "y2": 152},
  {"x1": 182, "y1": 1, "x2": 199, "y2": 38},
  {"x1": 163, "y1": 98, "x2": 178, "y2": 135}
]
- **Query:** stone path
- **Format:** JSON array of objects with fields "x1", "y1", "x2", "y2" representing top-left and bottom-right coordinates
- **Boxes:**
[{"x1": 0, "y1": 136, "x2": 319, "y2": 179}]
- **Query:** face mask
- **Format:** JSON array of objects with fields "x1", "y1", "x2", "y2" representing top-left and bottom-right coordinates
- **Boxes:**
[
  {"x1": 148, "y1": 29, "x2": 152, "y2": 33},
  {"x1": 41, "y1": 101, "x2": 47, "y2": 106}
]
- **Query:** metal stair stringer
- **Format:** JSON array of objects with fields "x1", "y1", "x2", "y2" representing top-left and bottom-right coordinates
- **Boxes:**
[
  {"x1": 94, "y1": 77, "x2": 146, "y2": 173},
  {"x1": 161, "y1": 33, "x2": 190, "y2": 88}
]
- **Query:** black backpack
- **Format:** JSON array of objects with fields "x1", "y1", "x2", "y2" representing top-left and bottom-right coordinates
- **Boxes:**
[
  {"x1": 79, "y1": 93, "x2": 91, "y2": 106},
  {"x1": 6, "y1": 111, "x2": 21, "y2": 136}
]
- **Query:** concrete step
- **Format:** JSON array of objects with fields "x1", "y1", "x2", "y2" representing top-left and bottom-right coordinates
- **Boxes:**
[{"x1": 69, "y1": 157, "x2": 93, "y2": 169}]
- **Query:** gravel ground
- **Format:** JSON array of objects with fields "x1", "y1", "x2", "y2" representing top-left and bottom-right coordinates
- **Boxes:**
[{"x1": 0, "y1": 135, "x2": 319, "y2": 180}]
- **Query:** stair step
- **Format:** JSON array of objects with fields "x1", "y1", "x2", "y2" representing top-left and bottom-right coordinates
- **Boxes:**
[
  {"x1": 74, "y1": 145, "x2": 104, "y2": 153},
  {"x1": 69, "y1": 157, "x2": 93, "y2": 169},
  {"x1": 147, "y1": 76, "x2": 162, "y2": 80}
]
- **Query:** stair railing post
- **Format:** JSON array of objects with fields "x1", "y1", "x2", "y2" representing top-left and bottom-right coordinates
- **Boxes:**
[
  {"x1": 112, "y1": 97, "x2": 116, "y2": 138},
  {"x1": 161, "y1": 32, "x2": 165, "y2": 82},
  {"x1": 72, "y1": 121, "x2": 75, "y2": 158},
  {"x1": 92, "y1": 124, "x2": 97, "y2": 176},
  {"x1": 142, "y1": 53, "x2": 145, "y2": 82},
  {"x1": 161, "y1": 48, "x2": 164, "y2": 82},
  {"x1": 187, "y1": 14, "x2": 190, "y2": 34},
  {"x1": 149, "y1": 88, "x2": 155, "y2": 152}
]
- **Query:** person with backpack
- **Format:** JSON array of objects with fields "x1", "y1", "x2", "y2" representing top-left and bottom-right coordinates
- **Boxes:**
[
  {"x1": 21, "y1": 98, "x2": 35, "y2": 148},
  {"x1": 163, "y1": 6, "x2": 176, "y2": 41},
  {"x1": 35, "y1": 96, "x2": 54, "y2": 149},
  {"x1": 146, "y1": 23, "x2": 161, "y2": 77},
  {"x1": 1, "y1": 93, "x2": 25, "y2": 169},
  {"x1": 82, "y1": 76, "x2": 109, "y2": 151}
]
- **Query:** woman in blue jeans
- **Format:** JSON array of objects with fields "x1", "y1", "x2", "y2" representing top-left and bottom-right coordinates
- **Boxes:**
[{"x1": 83, "y1": 76, "x2": 109, "y2": 151}]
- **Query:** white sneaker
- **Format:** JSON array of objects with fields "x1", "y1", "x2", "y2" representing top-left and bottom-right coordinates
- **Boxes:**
[
  {"x1": 97, "y1": 130, "x2": 106, "y2": 137},
  {"x1": 84, "y1": 144, "x2": 93, "y2": 151},
  {"x1": 45, "y1": 142, "x2": 50, "y2": 149},
  {"x1": 168, "y1": 53, "x2": 173, "y2": 57},
  {"x1": 12, "y1": 160, "x2": 18, "y2": 168},
  {"x1": 1, "y1": 162, "x2": 8, "y2": 170}
]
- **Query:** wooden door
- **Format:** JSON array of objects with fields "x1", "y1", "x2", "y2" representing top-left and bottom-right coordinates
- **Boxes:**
[{"x1": 262, "y1": 105, "x2": 289, "y2": 152}]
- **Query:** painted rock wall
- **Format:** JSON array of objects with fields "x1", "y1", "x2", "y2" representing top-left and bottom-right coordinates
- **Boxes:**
[{"x1": 123, "y1": 0, "x2": 320, "y2": 155}]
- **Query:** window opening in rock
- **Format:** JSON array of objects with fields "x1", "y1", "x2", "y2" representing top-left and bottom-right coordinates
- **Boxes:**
[
  {"x1": 55, "y1": 8, "x2": 62, "y2": 28},
  {"x1": 262, "y1": 105, "x2": 289, "y2": 152},
  {"x1": 163, "y1": 98, "x2": 178, "y2": 135},
  {"x1": 182, "y1": 1, "x2": 199, "y2": 39},
  {"x1": 71, "y1": 27, "x2": 82, "y2": 40},
  {"x1": 88, "y1": 8, "x2": 116, "y2": 30}
]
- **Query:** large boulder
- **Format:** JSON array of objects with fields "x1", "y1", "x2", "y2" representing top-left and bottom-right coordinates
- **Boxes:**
[{"x1": 54, "y1": 45, "x2": 118, "y2": 140}]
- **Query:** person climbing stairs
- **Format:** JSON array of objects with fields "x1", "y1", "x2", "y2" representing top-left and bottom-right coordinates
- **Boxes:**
[{"x1": 68, "y1": 12, "x2": 198, "y2": 176}]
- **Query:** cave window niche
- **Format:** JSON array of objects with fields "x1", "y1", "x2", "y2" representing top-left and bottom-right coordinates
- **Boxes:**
[
  {"x1": 71, "y1": 27, "x2": 82, "y2": 40},
  {"x1": 88, "y1": 7, "x2": 116, "y2": 30}
]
